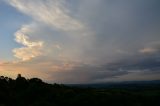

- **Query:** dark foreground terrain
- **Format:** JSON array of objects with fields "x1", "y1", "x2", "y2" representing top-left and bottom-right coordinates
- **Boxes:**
[{"x1": 0, "y1": 75, "x2": 160, "y2": 106}]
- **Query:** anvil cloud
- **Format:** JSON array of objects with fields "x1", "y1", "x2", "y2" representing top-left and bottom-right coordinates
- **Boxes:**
[{"x1": 0, "y1": 0, "x2": 160, "y2": 83}]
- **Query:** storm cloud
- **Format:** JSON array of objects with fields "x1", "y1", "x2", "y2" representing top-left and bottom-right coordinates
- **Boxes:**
[{"x1": 1, "y1": 0, "x2": 160, "y2": 83}]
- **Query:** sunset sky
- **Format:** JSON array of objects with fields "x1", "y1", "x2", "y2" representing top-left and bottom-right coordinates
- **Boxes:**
[{"x1": 0, "y1": 0, "x2": 160, "y2": 83}]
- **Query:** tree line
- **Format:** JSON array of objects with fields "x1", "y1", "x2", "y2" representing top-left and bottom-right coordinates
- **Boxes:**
[{"x1": 0, "y1": 74, "x2": 160, "y2": 106}]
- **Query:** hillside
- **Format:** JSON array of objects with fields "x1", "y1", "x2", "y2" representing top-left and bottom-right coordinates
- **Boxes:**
[{"x1": 0, "y1": 75, "x2": 160, "y2": 106}]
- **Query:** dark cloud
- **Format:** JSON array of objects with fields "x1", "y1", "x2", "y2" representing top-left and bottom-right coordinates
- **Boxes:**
[
  {"x1": 49, "y1": 64, "x2": 128, "y2": 84},
  {"x1": 106, "y1": 56, "x2": 160, "y2": 72},
  {"x1": 74, "y1": 0, "x2": 160, "y2": 65},
  {"x1": 49, "y1": 51, "x2": 160, "y2": 83}
]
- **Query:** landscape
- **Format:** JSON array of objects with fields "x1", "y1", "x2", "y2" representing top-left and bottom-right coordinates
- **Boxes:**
[
  {"x1": 0, "y1": 75, "x2": 160, "y2": 106},
  {"x1": 0, "y1": 0, "x2": 160, "y2": 106}
]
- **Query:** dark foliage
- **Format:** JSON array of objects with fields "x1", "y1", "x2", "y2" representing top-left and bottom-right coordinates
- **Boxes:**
[{"x1": 0, "y1": 75, "x2": 160, "y2": 106}]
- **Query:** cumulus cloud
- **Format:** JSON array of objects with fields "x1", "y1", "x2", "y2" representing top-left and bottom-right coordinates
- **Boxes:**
[
  {"x1": 7, "y1": 0, "x2": 93, "y2": 62},
  {"x1": 2, "y1": 0, "x2": 160, "y2": 83},
  {"x1": 13, "y1": 24, "x2": 43, "y2": 61}
]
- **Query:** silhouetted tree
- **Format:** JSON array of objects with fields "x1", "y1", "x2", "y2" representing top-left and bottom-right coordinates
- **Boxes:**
[
  {"x1": 29, "y1": 78, "x2": 43, "y2": 84},
  {"x1": 0, "y1": 74, "x2": 159, "y2": 106},
  {"x1": 15, "y1": 74, "x2": 28, "y2": 90}
]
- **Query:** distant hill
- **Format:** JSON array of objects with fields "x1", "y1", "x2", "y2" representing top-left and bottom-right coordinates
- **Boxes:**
[{"x1": 67, "y1": 80, "x2": 160, "y2": 89}]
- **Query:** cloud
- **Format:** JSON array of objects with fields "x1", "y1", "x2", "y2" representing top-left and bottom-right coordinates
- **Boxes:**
[
  {"x1": 139, "y1": 42, "x2": 160, "y2": 54},
  {"x1": 49, "y1": 64, "x2": 128, "y2": 83},
  {"x1": 106, "y1": 57, "x2": 160, "y2": 72},
  {"x1": 6, "y1": 0, "x2": 93, "y2": 62},
  {"x1": 139, "y1": 48, "x2": 157, "y2": 54},
  {"x1": 13, "y1": 24, "x2": 43, "y2": 61},
  {"x1": 2, "y1": 0, "x2": 160, "y2": 83},
  {"x1": 8, "y1": 0, "x2": 85, "y2": 31}
]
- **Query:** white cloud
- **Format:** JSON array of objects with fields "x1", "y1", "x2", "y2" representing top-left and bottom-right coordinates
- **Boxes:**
[
  {"x1": 8, "y1": 0, "x2": 85, "y2": 31},
  {"x1": 13, "y1": 25, "x2": 43, "y2": 61},
  {"x1": 7, "y1": 0, "x2": 92, "y2": 62}
]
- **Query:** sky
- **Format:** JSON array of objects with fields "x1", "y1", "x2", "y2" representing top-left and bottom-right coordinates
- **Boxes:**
[{"x1": 0, "y1": 0, "x2": 160, "y2": 84}]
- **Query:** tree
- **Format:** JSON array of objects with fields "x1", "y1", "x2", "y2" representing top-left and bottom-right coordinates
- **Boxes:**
[{"x1": 15, "y1": 74, "x2": 28, "y2": 90}]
